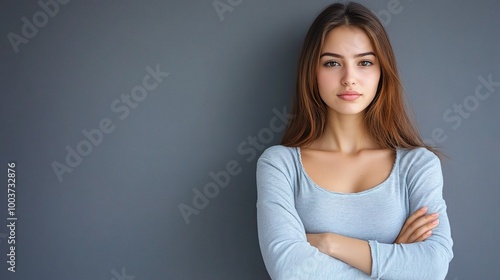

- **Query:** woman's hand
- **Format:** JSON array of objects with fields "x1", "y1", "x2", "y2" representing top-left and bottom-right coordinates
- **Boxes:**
[{"x1": 395, "y1": 206, "x2": 439, "y2": 244}]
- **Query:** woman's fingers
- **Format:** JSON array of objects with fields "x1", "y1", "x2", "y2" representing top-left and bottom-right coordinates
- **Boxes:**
[
  {"x1": 406, "y1": 213, "x2": 439, "y2": 240},
  {"x1": 400, "y1": 206, "x2": 427, "y2": 234},
  {"x1": 395, "y1": 207, "x2": 440, "y2": 244},
  {"x1": 409, "y1": 218, "x2": 439, "y2": 243}
]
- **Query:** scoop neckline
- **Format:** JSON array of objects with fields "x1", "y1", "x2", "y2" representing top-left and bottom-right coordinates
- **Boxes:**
[{"x1": 296, "y1": 147, "x2": 400, "y2": 196}]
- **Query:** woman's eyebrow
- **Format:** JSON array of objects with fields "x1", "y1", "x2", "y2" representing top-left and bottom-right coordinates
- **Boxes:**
[{"x1": 320, "y1": 52, "x2": 376, "y2": 58}]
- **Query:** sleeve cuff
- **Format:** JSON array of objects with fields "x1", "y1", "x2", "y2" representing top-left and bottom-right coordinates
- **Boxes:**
[{"x1": 368, "y1": 240, "x2": 379, "y2": 279}]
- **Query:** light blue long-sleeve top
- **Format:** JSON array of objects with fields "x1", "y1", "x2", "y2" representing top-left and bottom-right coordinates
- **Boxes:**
[{"x1": 256, "y1": 145, "x2": 453, "y2": 280}]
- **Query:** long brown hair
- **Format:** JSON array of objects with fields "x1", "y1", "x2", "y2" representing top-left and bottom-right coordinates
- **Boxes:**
[{"x1": 281, "y1": 2, "x2": 434, "y2": 153}]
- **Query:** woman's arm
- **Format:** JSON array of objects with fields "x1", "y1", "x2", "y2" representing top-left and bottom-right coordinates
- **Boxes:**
[
  {"x1": 257, "y1": 148, "x2": 372, "y2": 279},
  {"x1": 307, "y1": 149, "x2": 453, "y2": 280},
  {"x1": 306, "y1": 232, "x2": 372, "y2": 274},
  {"x1": 307, "y1": 206, "x2": 440, "y2": 275},
  {"x1": 368, "y1": 149, "x2": 454, "y2": 279}
]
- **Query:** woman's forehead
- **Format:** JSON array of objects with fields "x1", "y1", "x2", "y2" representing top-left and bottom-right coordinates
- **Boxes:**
[{"x1": 322, "y1": 26, "x2": 375, "y2": 56}]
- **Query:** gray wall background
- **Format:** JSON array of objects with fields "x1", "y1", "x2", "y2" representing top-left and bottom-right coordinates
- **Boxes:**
[{"x1": 0, "y1": 0, "x2": 499, "y2": 279}]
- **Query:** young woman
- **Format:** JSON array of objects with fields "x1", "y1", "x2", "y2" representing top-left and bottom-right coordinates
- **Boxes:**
[{"x1": 256, "y1": 2, "x2": 453, "y2": 279}]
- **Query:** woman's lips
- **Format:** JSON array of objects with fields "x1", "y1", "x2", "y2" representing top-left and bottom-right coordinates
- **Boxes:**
[{"x1": 337, "y1": 91, "x2": 361, "y2": 101}]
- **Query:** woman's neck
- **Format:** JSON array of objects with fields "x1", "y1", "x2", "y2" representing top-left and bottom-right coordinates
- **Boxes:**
[{"x1": 312, "y1": 111, "x2": 378, "y2": 154}]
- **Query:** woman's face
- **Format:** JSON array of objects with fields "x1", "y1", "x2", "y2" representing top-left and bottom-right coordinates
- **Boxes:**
[{"x1": 317, "y1": 25, "x2": 381, "y2": 117}]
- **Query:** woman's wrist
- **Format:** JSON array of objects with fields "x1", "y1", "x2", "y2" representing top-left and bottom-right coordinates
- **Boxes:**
[
  {"x1": 326, "y1": 232, "x2": 340, "y2": 257},
  {"x1": 326, "y1": 233, "x2": 373, "y2": 275}
]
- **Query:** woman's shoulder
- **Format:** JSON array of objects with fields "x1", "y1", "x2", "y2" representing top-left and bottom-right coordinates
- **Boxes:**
[
  {"x1": 398, "y1": 146, "x2": 439, "y2": 161},
  {"x1": 258, "y1": 145, "x2": 298, "y2": 163},
  {"x1": 397, "y1": 146, "x2": 441, "y2": 173},
  {"x1": 257, "y1": 145, "x2": 302, "y2": 183}
]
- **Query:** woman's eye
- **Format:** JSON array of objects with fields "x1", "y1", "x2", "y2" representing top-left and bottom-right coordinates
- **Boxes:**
[
  {"x1": 359, "y1": 60, "x2": 373, "y2": 66},
  {"x1": 324, "y1": 61, "x2": 340, "y2": 67}
]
